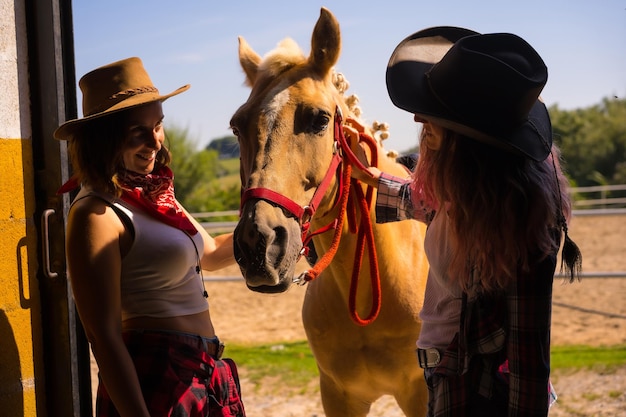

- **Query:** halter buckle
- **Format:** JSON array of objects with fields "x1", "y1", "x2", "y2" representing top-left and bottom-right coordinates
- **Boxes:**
[
  {"x1": 302, "y1": 205, "x2": 313, "y2": 224},
  {"x1": 293, "y1": 271, "x2": 309, "y2": 286}
]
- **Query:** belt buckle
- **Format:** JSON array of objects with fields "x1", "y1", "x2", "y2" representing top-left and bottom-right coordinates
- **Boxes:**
[
  {"x1": 216, "y1": 341, "x2": 225, "y2": 359},
  {"x1": 204, "y1": 336, "x2": 225, "y2": 360},
  {"x1": 417, "y1": 348, "x2": 441, "y2": 368}
]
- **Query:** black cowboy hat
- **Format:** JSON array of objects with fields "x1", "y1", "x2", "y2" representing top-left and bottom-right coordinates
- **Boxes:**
[{"x1": 386, "y1": 26, "x2": 552, "y2": 161}]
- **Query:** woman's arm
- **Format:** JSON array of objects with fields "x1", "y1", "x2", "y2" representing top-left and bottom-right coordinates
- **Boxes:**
[
  {"x1": 66, "y1": 198, "x2": 151, "y2": 417},
  {"x1": 183, "y1": 206, "x2": 236, "y2": 271},
  {"x1": 201, "y1": 232, "x2": 235, "y2": 271}
]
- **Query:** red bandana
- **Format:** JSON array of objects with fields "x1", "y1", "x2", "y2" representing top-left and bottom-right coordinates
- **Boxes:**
[{"x1": 117, "y1": 166, "x2": 198, "y2": 235}]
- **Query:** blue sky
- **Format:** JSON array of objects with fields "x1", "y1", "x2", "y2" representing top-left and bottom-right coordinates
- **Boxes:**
[{"x1": 72, "y1": 1, "x2": 626, "y2": 153}]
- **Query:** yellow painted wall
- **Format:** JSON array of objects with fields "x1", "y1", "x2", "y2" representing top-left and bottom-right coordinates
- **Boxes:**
[
  {"x1": 0, "y1": 0, "x2": 45, "y2": 412},
  {"x1": 0, "y1": 138, "x2": 42, "y2": 416}
]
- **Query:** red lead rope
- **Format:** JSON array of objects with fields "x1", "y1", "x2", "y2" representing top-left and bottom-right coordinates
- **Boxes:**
[
  {"x1": 346, "y1": 133, "x2": 381, "y2": 326},
  {"x1": 298, "y1": 109, "x2": 382, "y2": 326}
]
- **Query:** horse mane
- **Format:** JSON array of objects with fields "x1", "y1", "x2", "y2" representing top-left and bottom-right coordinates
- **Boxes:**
[
  {"x1": 332, "y1": 70, "x2": 398, "y2": 158},
  {"x1": 259, "y1": 37, "x2": 398, "y2": 158},
  {"x1": 257, "y1": 38, "x2": 306, "y2": 80}
]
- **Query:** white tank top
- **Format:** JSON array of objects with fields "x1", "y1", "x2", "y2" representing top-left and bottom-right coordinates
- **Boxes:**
[{"x1": 71, "y1": 189, "x2": 209, "y2": 320}]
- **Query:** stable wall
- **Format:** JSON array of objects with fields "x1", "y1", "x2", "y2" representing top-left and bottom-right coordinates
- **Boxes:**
[{"x1": 0, "y1": 0, "x2": 44, "y2": 415}]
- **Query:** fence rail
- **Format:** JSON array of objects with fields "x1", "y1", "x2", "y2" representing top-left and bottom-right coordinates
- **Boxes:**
[
  {"x1": 192, "y1": 184, "x2": 626, "y2": 279},
  {"x1": 193, "y1": 184, "x2": 626, "y2": 231},
  {"x1": 195, "y1": 210, "x2": 238, "y2": 234},
  {"x1": 571, "y1": 184, "x2": 626, "y2": 210}
]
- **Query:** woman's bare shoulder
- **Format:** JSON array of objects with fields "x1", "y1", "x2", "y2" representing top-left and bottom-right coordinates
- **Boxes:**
[{"x1": 68, "y1": 193, "x2": 125, "y2": 232}]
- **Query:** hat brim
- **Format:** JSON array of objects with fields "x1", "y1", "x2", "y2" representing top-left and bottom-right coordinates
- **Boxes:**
[
  {"x1": 386, "y1": 27, "x2": 552, "y2": 161},
  {"x1": 53, "y1": 84, "x2": 190, "y2": 140}
]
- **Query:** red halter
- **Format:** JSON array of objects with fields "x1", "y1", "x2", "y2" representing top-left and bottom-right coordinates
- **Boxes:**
[{"x1": 240, "y1": 106, "x2": 382, "y2": 325}]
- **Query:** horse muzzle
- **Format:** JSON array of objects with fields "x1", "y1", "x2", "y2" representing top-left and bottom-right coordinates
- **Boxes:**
[{"x1": 234, "y1": 200, "x2": 303, "y2": 293}]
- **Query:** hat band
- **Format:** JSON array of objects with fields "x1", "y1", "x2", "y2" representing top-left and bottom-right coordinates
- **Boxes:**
[
  {"x1": 86, "y1": 85, "x2": 160, "y2": 116},
  {"x1": 109, "y1": 85, "x2": 159, "y2": 100}
]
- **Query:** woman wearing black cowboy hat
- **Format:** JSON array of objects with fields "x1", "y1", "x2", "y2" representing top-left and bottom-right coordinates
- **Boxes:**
[
  {"x1": 345, "y1": 27, "x2": 581, "y2": 416},
  {"x1": 56, "y1": 57, "x2": 246, "y2": 417}
]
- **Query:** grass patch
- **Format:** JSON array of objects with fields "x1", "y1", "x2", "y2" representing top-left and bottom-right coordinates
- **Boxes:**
[
  {"x1": 224, "y1": 342, "x2": 625, "y2": 393},
  {"x1": 210, "y1": 173, "x2": 240, "y2": 189},
  {"x1": 225, "y1": 341, "x2": 319, "y2": 391},
  {"x1": 551, "y1": 345, "x2": 626, "y2": 370}
]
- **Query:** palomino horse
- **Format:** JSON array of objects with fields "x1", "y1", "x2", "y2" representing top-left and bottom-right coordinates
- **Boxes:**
[{"x1": 231, "y1": 8, "x2": 429, "y2": 417}]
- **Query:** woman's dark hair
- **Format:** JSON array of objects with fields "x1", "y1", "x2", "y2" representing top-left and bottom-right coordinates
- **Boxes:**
[{"x1": 412, "y1": 129, "x2": 570, "y2": 291}]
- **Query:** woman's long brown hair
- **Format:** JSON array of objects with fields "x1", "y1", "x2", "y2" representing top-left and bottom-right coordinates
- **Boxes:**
[{"x1": 412, "y1": 130, "x2": 571, "y2": 291}]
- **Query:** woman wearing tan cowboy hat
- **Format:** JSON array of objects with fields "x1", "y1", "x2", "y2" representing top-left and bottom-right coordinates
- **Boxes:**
[
  {"x1": 344, "y1": 27, "x2": 582, "y2": 416},
  {"x1": 56, "y1": 57, "x2": 246, "y2": 417}
]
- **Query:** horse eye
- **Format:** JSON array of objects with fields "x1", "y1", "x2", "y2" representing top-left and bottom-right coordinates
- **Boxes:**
[
  {"x1": 311, "y1": 113, "x2": 330, "y2": 133},
  {"x1": 231, "y1": 126, "x2": 240, "y2": 137}
]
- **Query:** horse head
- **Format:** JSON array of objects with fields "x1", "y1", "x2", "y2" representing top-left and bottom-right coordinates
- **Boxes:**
[{"x1": 231, "y1": 8, "x2": 358, "y2": 293}]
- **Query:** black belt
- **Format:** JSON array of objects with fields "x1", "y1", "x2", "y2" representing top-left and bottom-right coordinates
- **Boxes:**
[
  {"x1": 417, "y1": 347, "x2": 441, "y2": 368},
  {"x1": 124, "y1": 329, "x2": 225, "y2": 359}
]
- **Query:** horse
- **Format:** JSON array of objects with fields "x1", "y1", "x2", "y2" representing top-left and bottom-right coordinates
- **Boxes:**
[{"x1": 230, "y1": 8, "x2": 429, "y2": 417}]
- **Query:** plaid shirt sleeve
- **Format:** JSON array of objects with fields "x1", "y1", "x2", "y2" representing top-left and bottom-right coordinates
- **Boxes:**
[{"x1": 376, "y1": 172, "x2": 434, "y2": 223}]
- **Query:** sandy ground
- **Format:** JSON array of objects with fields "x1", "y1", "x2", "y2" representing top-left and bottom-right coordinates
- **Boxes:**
[{"x1": 91, "y1": 214, "x2": 626, "y2": 416}]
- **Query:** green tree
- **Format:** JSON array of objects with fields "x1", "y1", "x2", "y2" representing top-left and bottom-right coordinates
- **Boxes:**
[
  {"x1": 166, "y1": 125, "x2": 240, "y2": 212},
  {"x1": 550, "y1": 97, "x2": 626, "y2": 187},
  {"x1": 207, "y1": 135, "x2": 239, "y2": 159}
]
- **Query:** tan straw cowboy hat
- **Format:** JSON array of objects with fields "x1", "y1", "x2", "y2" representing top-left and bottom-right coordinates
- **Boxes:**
[
  {"x1": 54, "y1": 57, "x2": 189, "y2": 140},
  {"x1": 386, "y1": 26, "x2": 552, "y2": 161}
]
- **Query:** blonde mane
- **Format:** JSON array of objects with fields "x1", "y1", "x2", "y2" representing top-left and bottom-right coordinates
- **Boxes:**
[
  {"x1": 257, "y1": 38, "x2": 306, "y2": 80},
  {"x1": 331, "y1": 70, "x2": 398, "y2": 158}
]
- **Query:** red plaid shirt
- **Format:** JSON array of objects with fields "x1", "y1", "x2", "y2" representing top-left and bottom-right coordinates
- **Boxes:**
[
  {"x1": 96, "y1": 330, "x2": 246, "y2": 417},
  {"x1": 377, "y1": 173, "x2": 555, "y2": 416}
]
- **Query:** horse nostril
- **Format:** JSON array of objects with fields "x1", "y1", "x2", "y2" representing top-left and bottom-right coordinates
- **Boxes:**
[
  {"x1": 233, "y1": 232, "x2": 249, "y2": 265},
  {"x1": 233, "y1": 222, "x2": 257, "y2": 265},
  {"x1": 268, "y1": 226, "x2": 287, "y2": 269}
]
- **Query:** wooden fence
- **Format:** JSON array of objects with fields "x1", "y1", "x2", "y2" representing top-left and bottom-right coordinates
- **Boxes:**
[
  {"x1": 194, "y1": 184, "x2": 626, "y2": 231},
  {"x1": 192, "y1": 184, "x2": 626, "y2": 280}
]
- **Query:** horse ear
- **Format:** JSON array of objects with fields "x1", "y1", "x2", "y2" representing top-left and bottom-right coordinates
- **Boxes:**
[
  {"x1": 238, "y1": 36, "x2": 262, "y2": 86},
  {"x1": 308, "y1": 7, "x2": 341, "y2": 77}
]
